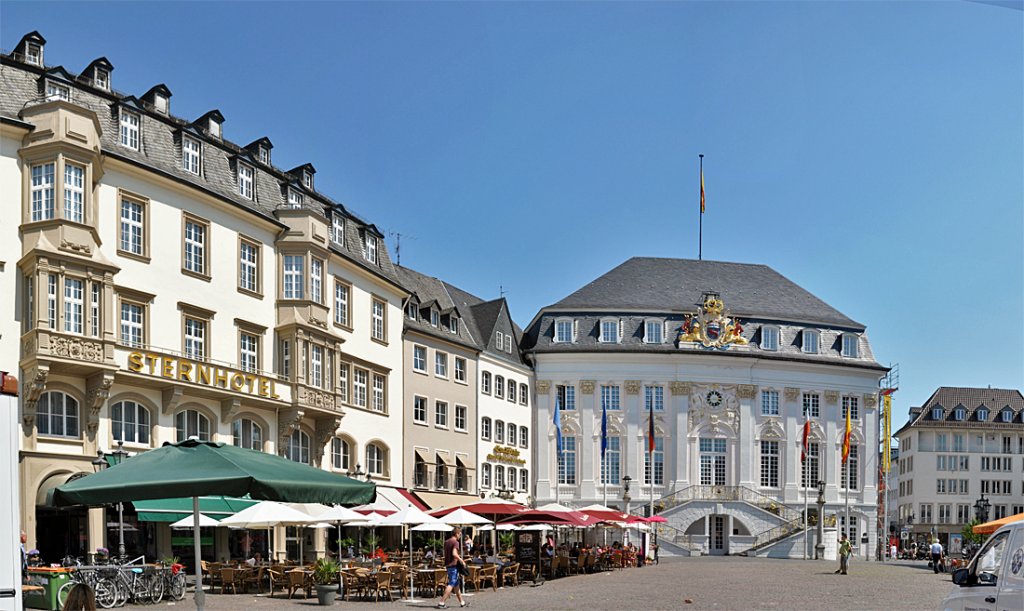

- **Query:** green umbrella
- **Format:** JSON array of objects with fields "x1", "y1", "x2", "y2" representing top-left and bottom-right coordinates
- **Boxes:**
[{"x1": 54, "y1": 438, "x2": 375, "y2": 609}]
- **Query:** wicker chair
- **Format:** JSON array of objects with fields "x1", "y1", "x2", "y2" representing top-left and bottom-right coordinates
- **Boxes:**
[
  {"x1": 242, "y1": 566, "x2": 264, "y2": 594},
  {"x1": 371, "y1": 570, "x2": 393, "y2": 602},
  {"x1": 477, "y1": 564, "x2": 498, "y2": 591},
  {"x1": 286, "y1": 569, "x2": 311, "y2": 599},
  {"x1": 502, "y1": 562, "x2": 520, "y2": 587},
  {"x1": 219, "y1": 568, "x2": 241, "y2": 594}
]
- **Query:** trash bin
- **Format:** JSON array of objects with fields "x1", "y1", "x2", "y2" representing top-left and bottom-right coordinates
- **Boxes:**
[{"x1": 23, "y1": 567, "x2": 72, "y2": 611}]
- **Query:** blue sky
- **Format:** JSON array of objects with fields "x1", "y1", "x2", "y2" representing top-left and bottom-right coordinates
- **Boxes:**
[{"x1": 3, "y1": 1, "x2": 1021, "y2": 429}]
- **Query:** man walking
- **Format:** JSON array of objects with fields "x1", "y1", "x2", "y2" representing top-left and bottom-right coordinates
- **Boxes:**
[
  {"x1": 438, "y1": 527, "x2": 468, "y2": 609},
  {"x1": 930, "y1": 538, "x2": 944, "y2": 574},
  {"x1": 835, "y1": 534, "x2": 852, "y2": 575}
]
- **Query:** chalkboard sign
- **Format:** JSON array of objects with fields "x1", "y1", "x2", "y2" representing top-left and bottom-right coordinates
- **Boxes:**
[{"x1": 516, "y1": 531, "x2": 540, "y2": 564}]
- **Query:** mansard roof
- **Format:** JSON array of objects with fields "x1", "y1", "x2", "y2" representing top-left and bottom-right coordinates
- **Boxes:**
[{"x1": 897, "y1": 387, "x2": 1024, "y2": 434}]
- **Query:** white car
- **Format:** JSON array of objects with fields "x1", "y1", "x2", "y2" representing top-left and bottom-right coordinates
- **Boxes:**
[{"x1": 942, "y1": 519, "x2": 1024, "y2": 611}]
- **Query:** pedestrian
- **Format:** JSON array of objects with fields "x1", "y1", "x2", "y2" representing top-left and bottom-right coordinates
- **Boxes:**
[
  {"x1": 835, "y1": 534, "x2": 852, "y2": 575},
  {"x1": 20, "y1": 530, "x2": 27, "y2": 583},
  {"x1": 653, "y1": 541, "x2": 660, "y2": 565},
  {"x1": 930, "y1": 538, "x2": 944, "y2": 574},
  {"x1": 438, "y1": 527, "x2": 468, "y2": 609},
  {"x1": 62, "y1": 583, "x2": 96, "y2": 611}
]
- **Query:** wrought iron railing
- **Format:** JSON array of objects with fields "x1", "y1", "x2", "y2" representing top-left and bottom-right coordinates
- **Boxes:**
[
  {"x1": 656, "y1": 485, "x2": 803, "y2": 523},
  {"x1": 746, "y1": 517, "x2": 807, "y2": 553}
]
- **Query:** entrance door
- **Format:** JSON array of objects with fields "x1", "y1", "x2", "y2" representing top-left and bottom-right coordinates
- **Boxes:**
[
  {"x1": 711, "y1": 516, "x2": 726, "y2": 555},
  {"x1": 699, "y1": 438, "x2": 727, "y2": 486}
]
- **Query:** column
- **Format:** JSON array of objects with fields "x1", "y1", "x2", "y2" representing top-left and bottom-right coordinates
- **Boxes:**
[
  {"x1": 534, "y1": 381, "x2": 553, "y2": 502},
  {"x1": 87, "y1": 507, "x2": 105, "y2": 557},
  {"x1": 737, "y1": 385, "x2": 756, "y2": 488},
  {"x1": 783, "y1": 388, "x2": 800, "y2": 502},
  {"x1": 624, "y1": 381, "x2": 641, "y2": 484},
  {"x1": 579, "y1": 380, "x2": 597, "y2": 500},
  {"x1": 670, "y1": 382, "x2": 690, "y2": 491}
]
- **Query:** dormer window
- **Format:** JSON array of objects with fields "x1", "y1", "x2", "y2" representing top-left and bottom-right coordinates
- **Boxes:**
[
  {"x1": 406, "y1": 302, "x2": 418, "y2": 320},
  {"x1": 430, "y1": 309, "x2": 439, "y2": 327},
  {"x1": 977, "y1": 408, "x2": 989, "y2": 422},
  {"x1": 954, "y1": 407, "x2": 965, "y2": 421},
  {"x1": 644, "y1": 319, "x2": 664, "y2": 344},
  {"x1": 303, "y1": 171, "x2": 313, "y2": 190},
  {"x1": 761, "y1": 326, "x2": 779, "y2": 351},
  {"x1": 842, "y1": 334, "x2": 859, "y2": 357},
  {"x1": 331, "y1": 214, "x2": 345, "y2": 244},
  {"x1": 153, "y1": 93, "x2": 168, "y2": 114},
  {"x1": 599, "y1": 318, "x2": 621, "y2": 343},
  {"x1": 287, "y1": 188, "x2": 303, "y2": 208},
  {"x1": 237, "y1": 163, "x2": 254, "y2": 200},
  {"x1": 1001, "y1": 409, "x2": 1013, "y2": 423},
  {"x1": 931, "y1": 407, "x2": 944, "y2": 420},
  {"x1": 119, "y1": 108, "x2": 140, "y2": 150},
  {"x1": 496, "y1": 331, "x2": 504, "y2": 348},
  {"x1": 259, "y1": 146, "x2": 270, "y2": 165},
  {"x1": 182, "y1": 136, "x2": 201, "y2": 175},
  {"x1": 363, "y1": 234, "x2": 378, "y2": 264},
  {"x1": 26, "y1": 42, "x2": 42, "y2": 66},
  {"x1": 801, "y1": 329, "x2": 819, "y2": 354},
  {"x1": 94, "y1": 68, "x2": 109, "y2": 91},
  {"x1": 449, "y1": 316, "x2": 459, "y2": 334},
  {"x1": 209, "y1": 120, "x2": 221, "y2": 139},
  {"x1": 554, "y1": 318, "x2": 576, "y2": 343},
  {"x1": 45, "y1": 81, "x2": 70, "y2": 102}
]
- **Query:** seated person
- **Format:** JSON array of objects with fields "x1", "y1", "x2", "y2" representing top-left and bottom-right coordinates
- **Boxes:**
[
  {"x1": 245, "y1": 553, "x2": 262, "y2": 567},
  {"x1": 424, "y1": 549, "x2": 435, "y2": 562}
]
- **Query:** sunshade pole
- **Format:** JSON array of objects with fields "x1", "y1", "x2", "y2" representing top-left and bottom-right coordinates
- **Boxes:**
[{"x1": 193, "y1": 496, "x2": 205, "y2": 610}]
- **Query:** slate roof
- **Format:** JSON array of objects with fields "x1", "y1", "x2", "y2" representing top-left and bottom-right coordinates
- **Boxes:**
[
  {"x1": 0, "y1": 44, "x2": 401, "y2": 288},
  {"x1": 896, "y1": 387, "x2": 1024, "y2": 434},
  {"x1": 445, "y1": 284, "x2": 525, "y2": 366},
  {"x1": 551, "y1": 257, "x2": 863, "y2": 328},
  {"x1": 395, "y1": 266, "x2": 480, "y2": 351}
]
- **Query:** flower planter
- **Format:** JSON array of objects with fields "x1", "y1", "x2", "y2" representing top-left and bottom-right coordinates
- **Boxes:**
[{"x1": 315, "y1": 584, "x2": 337, "y2": 606}]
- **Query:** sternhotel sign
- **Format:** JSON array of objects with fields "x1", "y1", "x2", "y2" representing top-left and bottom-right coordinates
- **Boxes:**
[{"x1": 126, "y1": 351, "x2": 282, "y2": 399}]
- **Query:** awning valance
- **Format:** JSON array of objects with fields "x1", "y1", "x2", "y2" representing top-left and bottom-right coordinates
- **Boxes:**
[{"x1": 133, "y1": 496, "x2": 258, "y2": 522}]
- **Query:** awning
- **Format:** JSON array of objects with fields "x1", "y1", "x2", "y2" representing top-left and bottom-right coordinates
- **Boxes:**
[
  {"x1": 133, "y1": 496, "x2": 259, "y2": 522},
  {"x1": 435, "y1": 451, "x2": 454, "y2": 467},
  {"x1": 372, "y1": 486, "x2": 411, "y2": 513},
  {"x1": 414, "y1": 448, "x2": 433, "y2": 463},
  {"x1": 36, "y1": 472, "x2": 88, "y2": 507},
  {"x1": 412, "y1": 490, "x2": 481, "y2": 511}
]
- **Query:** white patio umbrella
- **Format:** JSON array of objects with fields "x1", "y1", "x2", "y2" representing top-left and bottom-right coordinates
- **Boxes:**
[
  {"x1": 477, "y1": 523, "x2": 519, "y2": 532},
  {"x1": 220, "y1": 501, "x2": 317, "y2": 563},
  {"x1": 411, "y1": 521, "x2": 451, "y2": 557},
  {"x1": 378, "y1": 505, "x2": 435, "y2": 603},
  {"x1": 310, "y1": 505, "x2": 366, "y2": 564},
  {"x1": 170, "y1": 513, "x2": 220, "y2": 529},
  {"x1": 438, "y1": 508, "x2": 490, "y2": 526},
  {"x1": 536, "y1": 502, "x2": 576, "y2": 513}
]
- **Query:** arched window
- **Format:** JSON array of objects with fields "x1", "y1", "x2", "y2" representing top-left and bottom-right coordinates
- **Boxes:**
[
  {"x1": 37, "y1": 391, "x2": 79, "y2": 438},
  {"x1": 495, "y1": 465, "x2": 506, "y2": 489},
  {"x1": 111, "y1": 400, "x2": 150, "y2": 445},
  {"x1": 495, "y1": 420, "x2": 505, "y2": 444},
  {"x1": 507, "y1": 424, "x2": 517, "y2": 448},
  {"x1": 232, "y1": 418, "x2": 262, "y2": 450},
  {"x1": 286, "y1": 430, "x2": 310, "y2": 464},
  {"x1": 507, "y1": 467, "x2": 517, "y2": 492},
  {"x1": 520, "y1": 426, "x2": 529, "y2": 448},
  {"x1": 977, "y1": 408, "x2": 989, "y2": 422},
  {"x1": 481, "y1": 371, "x2": 491, "y2": 394},
  {"x1": 507, "y1": 380, "x2": 516, "y2": 403},
  {"x1": 481, "y1": 464, "x2": 491, "y2": 488},
  {"x1": 494, "y1": 376, "x2": 504, "y2": 399},
  {"x1": 175, "y1": 409, "x2": 210, "y2": 441},
  {"x1": 481, "y1": 417, "x2": 491, "y2": 440},
  {"x1": 331, "y1": 437, "x2": 351, "y2": 471},
  {"x1": 520, "y1": 468, "x2": 528, "y2": 491},
  {"x1": 519, "y1": 383, "x2": 528, "y2": 406},
  {"x1": 366, "y1": 443, "x2": 386, "y2": 476}
]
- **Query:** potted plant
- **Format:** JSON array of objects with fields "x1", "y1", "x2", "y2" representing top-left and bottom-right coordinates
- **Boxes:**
[{"x1": 312, "y1": 557, "x2": 340, "y2": 606}]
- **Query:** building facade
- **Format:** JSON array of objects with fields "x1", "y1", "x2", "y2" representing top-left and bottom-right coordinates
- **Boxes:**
[
  {"x1": 2, "y1": 32, "x2": 407, "y2": 562},
  {"x1": 522, "y1": 258, "x2": 886, "y2": 558},
  {"x1": 894, "y1": 387, "x2": 1024, "y2": 553}
]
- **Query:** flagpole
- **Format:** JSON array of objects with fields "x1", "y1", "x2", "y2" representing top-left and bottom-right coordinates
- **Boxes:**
[
  {"x1": 698, "y1": 154, "x2": 704, "y2": 261},
  {"x1": 803, "y1": 432, "x2": 808, "y2": 561}
]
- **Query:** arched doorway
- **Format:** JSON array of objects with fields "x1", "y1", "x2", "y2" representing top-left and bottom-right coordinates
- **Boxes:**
[{"x1": 35, "y1": 472, "x2": 89, "y2": 563}]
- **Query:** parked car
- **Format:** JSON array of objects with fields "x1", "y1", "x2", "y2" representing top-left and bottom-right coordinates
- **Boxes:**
[{"x1": 941, "y1": 520, "x2": 1024, "y2": 611}]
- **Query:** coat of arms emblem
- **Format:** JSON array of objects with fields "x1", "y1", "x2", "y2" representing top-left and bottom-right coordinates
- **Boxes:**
[{"x1": 677, "y1": 292, "x2": 748, "y2": 349}]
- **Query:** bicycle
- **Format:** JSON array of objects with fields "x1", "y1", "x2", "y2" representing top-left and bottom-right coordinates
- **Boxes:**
[
  {"x1": 56, "y1": 566, "x2": 119, "y2": 609},
  {"x1": 159, "y1": 563, "x2": 187, "y2": 601}
]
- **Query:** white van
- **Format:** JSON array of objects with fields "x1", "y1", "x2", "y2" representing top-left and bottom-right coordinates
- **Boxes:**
[{"x1": 942, "y1": 520, "x2": 1024, "y2": 611}]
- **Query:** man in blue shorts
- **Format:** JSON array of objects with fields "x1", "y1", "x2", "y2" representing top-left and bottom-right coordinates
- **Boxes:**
[{"x1": 439, "y1": 527, "x2": 468, "y2": 609}]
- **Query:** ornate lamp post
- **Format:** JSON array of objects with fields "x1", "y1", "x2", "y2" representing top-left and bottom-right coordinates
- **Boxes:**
[
  {"x1": 974, "y1": 493, "x2": 990, "y2": 524},
  {"x1": 495, "y1": 486, "x2": 514, "y2": 501},
  {"x1": 814, "y1": 480, "x2": 826, "y2": 560},
  {"x1": 93, "y1": 441, "x2": 129, "y2": 559},
  {"x1": 622, "y1": 475, "x2": 632, "y2": 546}
]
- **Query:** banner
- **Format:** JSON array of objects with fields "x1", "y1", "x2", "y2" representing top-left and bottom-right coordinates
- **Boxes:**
[{"x1": 883, "y1": 394, "x2": 892, "y2": 473}]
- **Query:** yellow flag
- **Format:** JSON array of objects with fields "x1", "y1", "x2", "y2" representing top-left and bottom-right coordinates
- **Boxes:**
[
  {"x1": 700, "y1": 168, "x2": 705, "y2": 214},
  {"x1": 842, "y1": 402, "x2": 852, "y2": 463}
]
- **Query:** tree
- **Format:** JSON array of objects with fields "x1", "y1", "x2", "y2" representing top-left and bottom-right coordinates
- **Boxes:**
[{"x1": 961, "y1": 519, "x2": 987, "y2": 546}]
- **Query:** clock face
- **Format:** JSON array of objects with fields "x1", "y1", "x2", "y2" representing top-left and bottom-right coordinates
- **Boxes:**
[{"x1": 706, "y1": 390, "x2": 723, "y2": 407}]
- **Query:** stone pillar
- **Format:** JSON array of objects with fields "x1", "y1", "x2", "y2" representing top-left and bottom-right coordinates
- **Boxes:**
[
  {"x1": 87, "y1": 507, "x2": 105, "y2": 557},
  {"x1": 579, "y1": 380, "x2": 597, "y2": 500},
  {"x1": 737, "y1": 385, "x2": 756, "y2": 488},
  {"x1": 670, "y1": 382, "x2": 690, "y2": 491},
  {"x1": 624, "y1": 381, "x2": 641, "y2": 484},
  {"x1": 313, "y1": 525, "x2": 326, "y2": 559},
  {"x1": 534, "y1": 381, "x2": 553, "y2": 502}
]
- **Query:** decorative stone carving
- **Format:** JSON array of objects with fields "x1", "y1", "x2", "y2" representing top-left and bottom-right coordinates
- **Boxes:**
[
  {"x1": 688, "y1": 384, "x2": 740, "y2": 435},
  {"x1": 85, "y1": 372, "x2": 114, "y2": 434},
  {"x1": 579, "y1": 380, "x2": 595, "y2": 394},
  {"x1": 314, "y1": 417, "x2": 342, "y2": 466},
  {"x1": 808, "y1": 420, "x2": 825, "y2": 441},
  {"x1": 60, "y1": 239, "x2": 92, "y2": 255},
  {"x1": 278, "y1": 408, "x2": 305, "y2": 453},
  {"x1": 298, "y1": 386, "x2": 336, "y2": 411},
  {"x1": 863, "y1": 394, "x2": 878, "y2": 409},
  {"x1": 670, "y1": 381, "x2": 691, "y2": 396},
  {"x1": 737, "y1": 384, "x2": 757, "y2": 400},
  {"x1": 536, "y1": 381, "x2": 550, "y2": 394},
  {"x1": 50, "y1": 337, "x2": 103, "y2": 362},
  {"x1": 759, "y1": 419, "x2": 785, "y2": 440},
  {"x1": 784, "y1": 387, "x2": 800, "y2": 401},
  {"x1": 309, "y1": 316, "x2": 328, "y2": 330},
  {"x1": 161, "y1": 386, "x2": 184, "y2": 415},
  {"x1": 22, "y1": 337, "x2": 35, "y2": 357},
  {"x1": 22, "y1": 366, "x2": 49, "y2": 429},
  {"x1": 220, "y1": 398, "x2": 241, "y2": 424},
  {"x1": 624, "y1": 380, "x2": 641, "y2": 395},
  {"x1": 824, "y1": 390, "x2": 839, "y2": 404}
]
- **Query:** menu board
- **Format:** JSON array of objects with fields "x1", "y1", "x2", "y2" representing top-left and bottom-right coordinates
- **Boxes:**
[{"x1": 515, "y1": 530, "x2": 540, "y2": 565}]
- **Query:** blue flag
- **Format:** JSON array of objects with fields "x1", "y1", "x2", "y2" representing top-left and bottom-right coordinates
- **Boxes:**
[
  {"x1": 554, "y1": 400, "x2": 562, "y2": 455},
  {"x1": 601, "y1": 403, "x2": 608, "y2": 460}
]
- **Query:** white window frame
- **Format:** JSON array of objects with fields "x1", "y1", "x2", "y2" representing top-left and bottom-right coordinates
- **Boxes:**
[
  {"x1": 435, "y1": 400, "x2": 448, "y2": 428},
  {"x1": 413, "y1": 345, "x2": 427, "y2": 373},
  {"x1": 372, "y1": 373, "x2": 386, "y2": 412},
  {"x1": 481, "y1": 417, "x2": 491, "y2": 440},
  {"x1": 599, "y1": 318, "x2": 620, "y2": 343},
  {"x1": 310, "y1": 344, "x2": 323, "y2": 388},
  {"x1": 184, "y1": 317, "x2": 206, "y2": 361},
  {"x1": 334, "y1": 280, "x2": 350, "y2": 327},
  {"x1": 63, "y1": 277, "x2": 83, "y2": 334},
  {"x1": 183, "y1": 218, "x2": 207, "y2": 275},
  {"x1": 364, "y1": 234, "x2": 378, "y2": 263},
  {"x1": 182, "y1": 136, "x2": 201, "y2": 175},
  {"x1": 120, "y1": 301, "x2": 144, "y2": 348},
  {"x1": 120, "y1": 198, "x2": 144, "y2": 256},
  {"x1": 454, "y1": 357, "x2": 467, "y2": 383},
  {"x1": 30, "y1": 162, "x2": 55, "y2": 222},
  {"x1": 310, "y1": 258, "x2": 323, "y2": 304},
  {"x1": 239, "y1": 240, "x2": 259, "y2": 294},
  {"x1": 496, "y1": 331, "x2": 504, "y2": 350},
  {"x1": 455, "y1": 404, "x2": 467, "y2": 432},
  {"x1": 95, "y1": 68, "x2": 110, "y2": 91},
  {"x1": 644, "y1": 319, "x2": 664, "y2": 344},
  {"x1": 554, "y1": 318, "x2": 575, "y2": 343},
  {"x1": 283, "y1": 255, "x2": 304, "y2": 300},
  {"x1": 25, "y1": 42, "x2": 42, "y2": 66},
  {"x1": 761, "y1": 326, "x2": 779, "y2": 351},
  {"x1": 761, "y1": 390, "x2": 779, "y2": 416},
  {"x1": 332, "y1": 214, "x2": 345, "y2": 243},
  {"x1": 63, "y1": 163, "x2": 84, "y2": 223},
  {"x1": 112, "y1": 400, "x2": 150, "y2": 445},
  {"x1": 237, "y1": 162, "x2": 254, "y2": 200},
  {"x1": 413, "y1": 396, "x2": 427, "y2": 424},
  {"x1": 434, "y1": 351, "x2": 448, "y2": 378},
  {"x1": 842, "y1": 333, "x2": 859, "y2": 357},
  {"x1": 287, "y1": 188, "x2": 303, "y2": 208},
  {"x1": 366, "y1": 444, "x2": 385, "y2": 476},
  {"x1": 430, "y1": 310, "x2": 439, "y2": 327},
  {"x1": 481, "y1": 371, "x2": 491, "y2": 394},
  {"x1": 240, "y1": 332, "x2": 259, "y2": 373},
  {"x1": 353, "y1": 368, "x2": 368, "y2": 408},
  {"x1": 120, "y1": 108, "x2": 140, "y2": 150},
  {"x1": 801, "y1": 329, "x2": 819, "y2": 354},
  {"x1": 371, "y1": 298, "x2": 386, "y2": 341}
]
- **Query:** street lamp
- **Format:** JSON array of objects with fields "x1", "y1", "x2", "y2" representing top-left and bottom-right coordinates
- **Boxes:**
[
  {"x1": 814, "y1": 480, "x2": 826, "y2": 560},
  {"x1": 974, "y1": 493, "x2": 991, "y2": 524},
  {"x1": 622, "y1": 475, "x2": 633, "y2": 546},
  {"x1": 348, "y1": 463, "x2": 370, "y2": 481},
  {"x1": 495, "y1": 486, "x2": 514, "y2": 501},
  {"x1": 93, "y1": 441, "x2": 129, "y2": 559}
]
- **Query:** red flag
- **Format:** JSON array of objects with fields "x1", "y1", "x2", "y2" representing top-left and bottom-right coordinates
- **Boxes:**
[
  {"x1": 700, "y1": 166, "x2": 706, "y2": 214},
  {"x1": 801, "y1": 417, "x2": 810, "y2": 462},
  {"x1": 842, "y1": 404, "x2": 852, "y2": 463},
  {"x1": 648, "y1": 397, "x2": 656, "y2": 453}
]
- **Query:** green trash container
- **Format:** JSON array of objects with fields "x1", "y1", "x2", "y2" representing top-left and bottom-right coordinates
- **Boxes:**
[{"x1": 23, "y1": 568, "x2": 72, "y2": 611}]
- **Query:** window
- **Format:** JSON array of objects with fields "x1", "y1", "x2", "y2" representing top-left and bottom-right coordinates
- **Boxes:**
[
  {"x1": 843, "y1": 446, "x2": 859, "y2": 490},
  {"x1": 120, "y1": 109, "x2": 139, "y2": 150},
  {"x1": 600, "y1": 319, "x2": 620, "y2": 343},
  {"x1": 645, "y1": 320, "x2": 663, "y2": 344},
  {"x1": 802, "y1": 442, "x2": 820, "y2": 486},
  {"x1": 449, "y1": 316, "x2": 459, "y2": 334},
  {"x1": 494, "y1": 465, "x2": 505, "y2": 490},
  {"x1": 25, "y1": 42, "x2": 41, "y2": 66},
  {"x1": 506, "y1": 334, "x2": 513, "y2": 353},
  {"x1": 30, "y1": 162, "x2": 55, "y2": 221},
  {"x1": 481, "y1": 464, "x2": 491, "y2": 488},
  {"x1": 977, "y1": 408, "x2": 989, "y2": 422},
  {"x1": 280, "y1": 338, "x2": 291, "y2": 378},
  {"x1": 481, "y1": 417, "x2": 491, "y2": 440},
  {"x1": 117, "y1": 300, "x2": 144, "y2": 348},
  {"x1": 481, "y1": 371, "x2": 491, "y2": 394},
  {"x1": 310, "y1": 259, "x2": 323, "y2": 304},
  {"x1": 495, "y1": 420, "x2": 504, "y2": 444},
  {"x1": 256, "y1": 146, "x2": 268, "y2": 164},
  {"x1": 45, "y1": 80, "x2": 70, "y2": 102},
  {"x1": 454, "y1": 357, "x2": 466, "y2": 383},
  {"x1": 63, "y1": 277, "x2": 83, "y2": 334},
  {"x1": 760, "y1": 440, "x2": 780, "y2": 487},
  {"x1": 232, "y1": 418, "x2": 262, "y2": 451},
  {"x1": 761, "y1": 390, "x2": 779, "y2": 416},
  {"x1": 309, "y1": 344, "x2": 323, "y2": 388},
  {"x1": 554, "y1": 319, "x2": 575, "y2": 343},
  {"x1": 183, "y1": 217, "x2": 207, "y2": 276},
  {"x1": 601, "y1": 385, "x2": 621, "y2": 411},
  {"x1": 937, "y1": 434, "x2": 948, "y2": 452},
  {"x1": 237, "y1": 163, "x2": 254, "y2": 200},
  {"x1": 413, "y1": 396, "x2": 427, "y2": 424},
  {"x1": 556, "y1": 385, "x2": 576, "y2": 410},
  {"x1": 371, "y1": 298, "x2": 386, "y2": 341},
  {"x1": 286, "y1": 430, "x2": 310, "y2": 465},
  {"x1": 92, "y1": 67, "x2": 107, "y2": 90},
  {"x1": 63, "y1": 163, "x2": 84, "y2": 222},
  {"x1": 175, "y1": 409, "x2": 210, "y2": 441},
  {"x1": 761, "y1": 326, "x2": 779, "y2": 351},
  {"x1": 435, "y1": 352, "x2": 448, "y2": 378},
  {"x1": 508, "y1": 379, "x2": 516, "y2": 403},
  {"x1": 286, "y1": 189, "x2": 303, "y2": 208},
  {"x1": 239, "y1": 239, "x2": 259, "y2": 294},
  {"x1": 119, "y1": 197, "x2": 145, "y2": 256},
  {"x1": 494, "y1": 375, "x2": 504, "y2": 399},
  {"x1": 520, "y1": 426, "x2": 528, "y2": 448},
  {"x1": 602, "y1": 436, "x2": 621, "y2": 484},
  {"x1": 332, "y1": 280, "x2": 350, "y2": 327},
  {"x1": 372, "y1": 373, "x2": 386, "y2": 412},
  {"x1": 24, "y1": 276, "x2": 33, "y2": 333},
  {"x1": 331, "y1": 438, "x2": 351, "y2": 471},
  {"x1": 303, "y1": 172, "x2": 313, "y2": 189},
  {"x1": 435, "y1": 457, "x2": 449, "y2": 490},
  {"x1": 412, "y1": 346, "x2": 428, "y2": 373},
  {"x1": 507, "y1": 424, "x2": 517, "y2": 446},
  {"x1": 1000, "y1": 409, "x2": 1013, "y2": 423},
  {"x1": 239, "y1": 332, "x2": 259, "y2": 373},
  {"x1": 430, "y1": 310, "x2": 439, "y2": 327},
  {"x1": 335, "y1": 361, "x2": 346, "y2": 401},
  {"x1": 802, "y1": 393, "x2": 820, "y2": 418},
  {"x1": 496, "y1": 331, "x2": 504, "y2": 350},
  {"x1": 406, "y1": 302, "x2": 417, "y2": 320},
  {"x1": 353, "y1": 368, "x2": 368, "y2": 407},
  {"x1": 455, "y1": 405, "x2": 467, "y2": 431},
  {"x1": 88, "y1": 288, "x2": 100, "y2": 337},
  {"x1": 435, "y1": 401, "x2": 448, "y2": 428},
  {"x1": 645, "y1": 437, "x2": 665, "y2": 485},
  {"x1": 842, "y1": 396, "x2": 859, "y2": 420},
  {"x1": 954, "y1": 407, "x2": 965, "y2": 421},
  {"x1": 283, "y1": 255, "x2": 304, "y2": 299},
  {"x1": 366, "y1": 444, "x2": 385, "y2": 476},
  {"x1": 953, "y1": 434, "x2": 965, "y2": 453},
  {"x1": 559, "y1": 437, "x2": 577, "y2": 485},
  {"x1": 520, "y1": 469, "x2": 529, "y2": 491},
  {"x1": 802, "y1": 330, "x2": 819, "y2": 354},
  {"x1": 506, "y1": 467, "x2": 516, "y2": 492},
  {"x1": 364, "y1": 234, "x2": 378, "y2": 263},
  {"x1": 331, "y1": 215, "x2": 345, "y2": 244},
  {"x1": 47, "y1": 274, "x2": 57, "y2": 329},
  {"x1": 184, "y1": 317, "x2": 206, "y2": 360},
  {"x1": 37, "y1": 392, "x2": 79, "y2": 438},
  {"x1": 182, "y1": 136, "x2": 201, "y2": 174},
  {"x1": 644, "y1": 385, "x2": 664, "y2": 412},
  {"x1": 932, "y1": 407, "x2": 944, "y2": 420},
  {"x1": 842, "y1": 334, "x2": 859, "y2": 357}
]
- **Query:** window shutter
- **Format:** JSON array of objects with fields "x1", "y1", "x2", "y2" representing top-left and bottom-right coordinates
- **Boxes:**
[
  {"x1": 618, "y1": 319, "x2": 623, "y2": 343},
  {"x1": 662, "y1": 320, "x2": 668, "y2": 343},
  {"x1": 572, "y1": 319, "x2": 578, "y2": 342}
]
